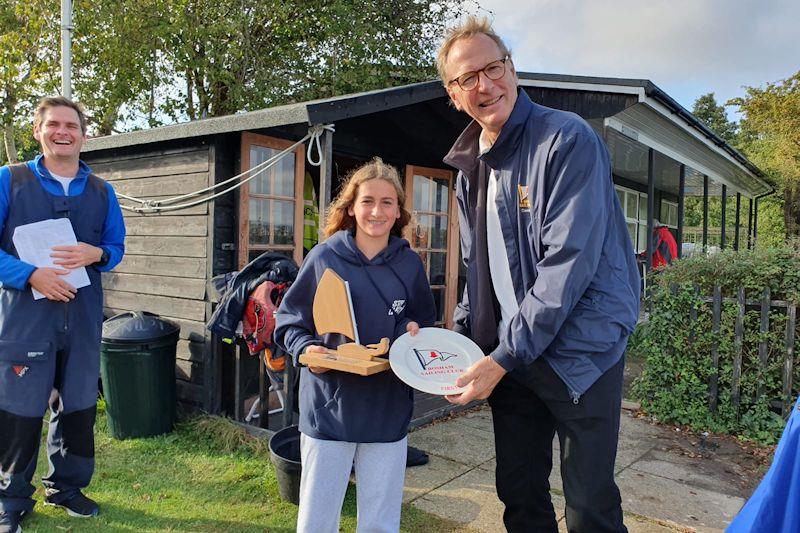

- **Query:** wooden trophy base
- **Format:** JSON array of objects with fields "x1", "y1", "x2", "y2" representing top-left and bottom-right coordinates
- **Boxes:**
[{"x1": 299, "y1": 338, "x2": 391, "y2": 376}]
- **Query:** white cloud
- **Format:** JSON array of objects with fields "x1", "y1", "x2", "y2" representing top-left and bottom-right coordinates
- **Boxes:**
[{"x1": 476, "y1": 0, "x2": 799, "y2": 112}]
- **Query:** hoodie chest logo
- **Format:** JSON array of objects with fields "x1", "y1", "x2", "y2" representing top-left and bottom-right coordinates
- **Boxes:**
[
  {"x1": 389, "y1": 299, "x2": 406, "y2": 316},
  {"x1": 518, "y1": 185, "x2": 531, "y2": 212}
]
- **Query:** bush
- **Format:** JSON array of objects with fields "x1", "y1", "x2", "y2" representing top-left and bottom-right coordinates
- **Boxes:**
[{"x1": 630, "y1": 246, "x2": 800, "y2": 444}]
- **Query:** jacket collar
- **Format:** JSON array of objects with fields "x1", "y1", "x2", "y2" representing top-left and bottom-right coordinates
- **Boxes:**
[
  {"x1": 443, "y1": 88, "x2": 535, "y2": 176},
  {"x1": 33, "y1": 154, "x2": 93, "y2": 182}
]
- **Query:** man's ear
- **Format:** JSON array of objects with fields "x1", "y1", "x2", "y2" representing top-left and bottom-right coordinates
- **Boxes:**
[
  {"x1": 32, "y1": 125, "x2": 41, "y2": 142},
  {"x1": 446, "y1": 85, "x2": 462, "y2": 111}
]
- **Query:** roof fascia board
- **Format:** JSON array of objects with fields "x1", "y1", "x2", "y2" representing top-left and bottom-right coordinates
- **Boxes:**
[
  {"x1": 638, "y1": 97, "x2": 771, "y2": 194},
  {"x1": 306, "y1": 81, "x2": 445, "y2": 124},
  {"x1": 605, "y1": 115, "x2": 761, "y2": 198},
  {"x1": 518, "y1": 78, "x2": 646, "y2": 98},
  {"x1": 85, "y1": 104, "x2": 310, "y2": 152}
]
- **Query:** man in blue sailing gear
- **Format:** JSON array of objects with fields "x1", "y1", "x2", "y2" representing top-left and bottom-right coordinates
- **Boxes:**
[
  {"x1": 438, "y1": 18, "x2": 639, "y2": 533},
  {"x1": 0, "y1": 97, "x2": 125, "y2": 533}
]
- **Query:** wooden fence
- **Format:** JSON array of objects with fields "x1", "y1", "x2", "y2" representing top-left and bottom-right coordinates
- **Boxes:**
[{"x1": 674, "y1": 284, "x2": 797, "y2": 417}]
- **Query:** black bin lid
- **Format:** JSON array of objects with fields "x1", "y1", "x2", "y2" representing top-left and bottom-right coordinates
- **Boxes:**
[{"x1": 102, "y1": 311, "x2": 180, "y2": 344}]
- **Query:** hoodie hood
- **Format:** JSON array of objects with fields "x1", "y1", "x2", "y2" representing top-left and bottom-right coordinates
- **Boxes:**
[{"x1": 326, "y1": 229, "x2": 410, "y2": 265}]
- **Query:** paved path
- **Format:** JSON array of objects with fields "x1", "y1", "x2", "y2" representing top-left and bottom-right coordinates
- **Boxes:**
[{"x1": 404, "y1": 405, "x2": 753, "y2": 532}]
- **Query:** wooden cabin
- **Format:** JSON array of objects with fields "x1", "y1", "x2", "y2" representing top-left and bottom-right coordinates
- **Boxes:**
[{"x1": 82, "y1": 73, "x2": 772, "y2": 420}]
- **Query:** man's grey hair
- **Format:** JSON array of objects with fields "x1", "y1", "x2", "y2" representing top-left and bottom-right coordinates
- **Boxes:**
[{"x1": 436, "y1": 16, "x2": 512, "y2": 85}]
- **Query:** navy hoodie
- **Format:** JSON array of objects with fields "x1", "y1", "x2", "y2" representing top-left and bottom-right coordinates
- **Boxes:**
[{"x1": 275, "y1": 230, "x2": 436, "y2": 442}]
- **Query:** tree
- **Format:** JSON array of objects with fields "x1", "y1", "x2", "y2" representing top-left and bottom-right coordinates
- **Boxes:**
[
  {"x1": 692, "y1": 93, "x2": 738, "y2": 144},
  {"x1": 730, "y1": 72, "x2": 800, "y2": 241},
  {"x1": 159, "y1": 0, "x2": 465, "y2": 121},
  {"x1": 0, "y1": 0, "x2": 58, "y2": 164}
]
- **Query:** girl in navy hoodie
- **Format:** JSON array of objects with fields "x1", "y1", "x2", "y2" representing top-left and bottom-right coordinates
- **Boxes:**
[{"x1": 275, "y1": 158, "x2": 435, "y2": 533}]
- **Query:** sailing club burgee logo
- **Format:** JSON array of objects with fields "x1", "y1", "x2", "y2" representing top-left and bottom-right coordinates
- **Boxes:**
[
  {"x1": 413, "y1": 348, "x2": 458, "y2": 370},
  {"x1": 13, "y1": 365, "x2": 29, "y2": 377}
]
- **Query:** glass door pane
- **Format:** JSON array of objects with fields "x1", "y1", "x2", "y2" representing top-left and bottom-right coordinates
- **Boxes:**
[{"x1": 406, "y1": 167, "x2": 455, "y2": 327}]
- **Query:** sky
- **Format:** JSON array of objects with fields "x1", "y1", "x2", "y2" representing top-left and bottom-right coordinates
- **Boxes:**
[{"x1": 475, "y1": 0, "x2": 799, "y2": 120}]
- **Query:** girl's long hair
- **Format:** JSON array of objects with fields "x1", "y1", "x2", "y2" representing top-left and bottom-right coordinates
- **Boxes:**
[{"x1": 323, "y1": 157, "x2": 412, "y2": 238}]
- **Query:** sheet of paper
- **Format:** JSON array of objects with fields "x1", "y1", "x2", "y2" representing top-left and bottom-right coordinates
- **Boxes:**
[{"x1": 12, "y1": 218, "x2": 91, "y2": 300}]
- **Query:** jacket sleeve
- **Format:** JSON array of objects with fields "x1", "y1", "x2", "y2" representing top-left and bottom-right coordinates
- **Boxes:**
[
  {"x1": 393, "y1": 254, "x2": 436, "y2": 338},
  {"x1": 274, "y1": 256, "x2": 322, "y2": 364},
  {"x1": 452, "y1": 173, "x2": 471, "y2": 336},
  {"x1": 0, "y1": 167, "x2": 36, "y2": 290},
  {"x1": 490, "y1": 128, "x2": 611, "y2": 371},
  {"x1": 96, "y1": 181, "x2": 126, "y2": 272}
]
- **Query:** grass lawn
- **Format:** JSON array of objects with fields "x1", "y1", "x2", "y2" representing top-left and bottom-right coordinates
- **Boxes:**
[{"x1": 20, "y1": 403, "x2": 471, "y2": 532}]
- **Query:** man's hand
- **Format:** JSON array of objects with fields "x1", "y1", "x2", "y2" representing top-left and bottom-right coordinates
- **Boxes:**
[
  {"x1": 28, "y1": 267, "x2": 76, "y2": 302},
  {"x1": 51, "y1": 243, "x2": 102, "y2": 269},
  {"x1": 445, "y1": 356, "x2": 507, "y2": 405},
  {"x1": 406, "y1": 321, "x2": 421, "y2": 336},
  {"x1": 304, "y1": 345, "x2": 330, "y2": 374}
]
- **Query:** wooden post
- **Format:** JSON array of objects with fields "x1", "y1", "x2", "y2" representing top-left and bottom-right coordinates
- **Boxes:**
[
  {"x1": 734, "y1": 193, "x2": 741, "y2": 251},
  {"x1": 758, "y1": 287, "x2": 771, "y2": 388},
  {"x1": 645, "y1": 148, "x2": 655, "y2": 272},
  {"x1": 732, "y1": 287, "x2": 745, "y2": 412},
  {"x1": 720, "y1": 184, "x2": 727, "y2": 250},
  {"x1": 702, "y1": 175, "x2": 709, "y2": 251},
  {"x1": 747, "y1": 198, "x2": 754, "y2": 249},
  {"x1": 783, "y1": 304, "x2": 796, "y2": 417},
  {"x1": 689, "y1": 283, "x2": 699, "y2": 344},
  {"x1": 709, "y1": 285, "x2": 722, "y2": 412},
  {"x1": 677, "y1": 164, "x2": 685, "y2": 258},
  {"x1": 318, "y1": 127, "x2": 334, "y2": 243}
]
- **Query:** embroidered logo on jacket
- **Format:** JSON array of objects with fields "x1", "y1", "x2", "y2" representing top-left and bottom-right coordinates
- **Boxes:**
[
  {"x1": 13, "y1": 365, "x2": 29, "y2": 377},
  {"x1": 518, "y1": 184, "x2": 530, "y2": 211},
  {"x1": 388, "y1": 299, "x2": 406, "y2": 315},
  {"x1": 27, "y1": 351, "x2": 44, "y2": 358}
]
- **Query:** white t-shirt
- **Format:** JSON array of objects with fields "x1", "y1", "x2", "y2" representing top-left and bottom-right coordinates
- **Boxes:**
[
  {"x1": 481, "y1": 132, "x2": 520, "y2": 337},
  {"x1": 50, "y1": 172, "x2": 75, "y2": 195}
]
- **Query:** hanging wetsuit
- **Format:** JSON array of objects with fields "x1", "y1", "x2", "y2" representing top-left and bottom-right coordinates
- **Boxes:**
[{"x1": 0, "y1": 160, "x2": 125, "y2": 514}]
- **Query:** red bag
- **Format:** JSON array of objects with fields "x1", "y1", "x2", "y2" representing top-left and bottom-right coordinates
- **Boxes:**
[{"x1": 242, "y1": 281, "x2": 288, "y2": 371}]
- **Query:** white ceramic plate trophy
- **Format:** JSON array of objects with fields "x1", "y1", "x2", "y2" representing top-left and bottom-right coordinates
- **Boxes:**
[{"x1": 389, "y1": 328, "x2": 483, "y2": 395}]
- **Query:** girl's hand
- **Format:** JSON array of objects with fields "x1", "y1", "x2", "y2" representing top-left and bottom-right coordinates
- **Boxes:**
[
  {"x1": 406, "y1": 321, "x2": 421, "y2": 336},
  {"x1": 305, "y1": 345, "x2": 330, "y2": 374}
]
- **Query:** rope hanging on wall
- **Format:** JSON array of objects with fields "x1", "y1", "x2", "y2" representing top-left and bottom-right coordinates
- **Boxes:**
[{"x1": 118, "y1": 123, "x2": 334, "y2": 214}]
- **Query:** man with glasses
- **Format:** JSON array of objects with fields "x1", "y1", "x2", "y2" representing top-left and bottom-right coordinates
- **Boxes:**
[{"x1": 439, "y1": 17, "x2": 639, "y2": 533}]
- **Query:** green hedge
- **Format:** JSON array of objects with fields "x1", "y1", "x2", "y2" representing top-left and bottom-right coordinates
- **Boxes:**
[{"x1": 630, "y1": 246, "x2": 800, "y2": 444}]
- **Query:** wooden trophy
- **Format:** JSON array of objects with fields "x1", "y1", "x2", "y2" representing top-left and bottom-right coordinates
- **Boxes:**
[{"x1": 299, "y1": 268, "x2": 391, "y2": 375}]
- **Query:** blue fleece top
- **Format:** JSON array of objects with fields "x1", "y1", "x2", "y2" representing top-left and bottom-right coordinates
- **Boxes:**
[
  {"x1": 275, "y1": 230, "x2": 436, "y2": 442},
  {"x1": 0, "y1": 156, "x2": 126, "y2": 289}
]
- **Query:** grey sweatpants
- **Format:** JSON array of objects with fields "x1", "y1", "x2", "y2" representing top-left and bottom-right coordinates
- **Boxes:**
[{"x1": 297, "y1": 433, "x2": 407, "y2": 533}]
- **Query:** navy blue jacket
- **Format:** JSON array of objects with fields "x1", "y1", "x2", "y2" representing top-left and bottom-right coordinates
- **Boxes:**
[
  {"x1": 444, "y1": 89, "x2": 640, "y2": 400},
  {"x1": 0, "y1": 156, "x2": 125, "y2": 289},
  {"x1": 274, "y1": 230, "x2": 435, "y2": 442}
]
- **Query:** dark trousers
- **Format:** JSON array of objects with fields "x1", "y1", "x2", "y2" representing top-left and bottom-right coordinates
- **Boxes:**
[
  {"x1": 488, "y1": 356, "x2": 627, "y2": 533},
  {"x1": 0, "y1": 334, "x2": 98, "y2": 513}
]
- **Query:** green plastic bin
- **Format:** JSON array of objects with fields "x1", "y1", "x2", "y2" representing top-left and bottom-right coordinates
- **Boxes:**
[{"x1": 100, "y1": 311, "x2": 180, "y2": 439}]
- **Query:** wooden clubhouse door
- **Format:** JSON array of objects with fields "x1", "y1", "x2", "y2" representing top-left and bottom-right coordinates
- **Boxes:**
[{"x1": 404, "y1": 165, "x2": 459, "y2": 329}]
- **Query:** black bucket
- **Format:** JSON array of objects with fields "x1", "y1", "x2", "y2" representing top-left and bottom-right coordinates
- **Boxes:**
[{"x1": 269, "y1": 425, "x2": 302, "y2": 504}]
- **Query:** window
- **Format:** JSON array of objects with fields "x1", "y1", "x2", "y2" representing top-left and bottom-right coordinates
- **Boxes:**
[
  {"x1": 239, "y1": 133, "x2": 305, "y2": 267},
  {"x1": 616, "y1": 185, "x2": 648, "y2": 253},
  {"x1": 660, "y1": 200, "x2": 678, "y2": 229}
]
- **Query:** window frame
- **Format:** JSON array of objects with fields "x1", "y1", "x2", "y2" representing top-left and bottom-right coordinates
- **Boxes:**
[
  {"x1": 238, "y1": 132, "x2": 305, "y2": 268},
  {"x1": 404, "y1": 165, "x2": 459, "y2": 329}
]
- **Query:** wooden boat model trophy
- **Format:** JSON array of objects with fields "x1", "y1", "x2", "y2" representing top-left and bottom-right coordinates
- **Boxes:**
[{"x1": 299, "y1": 268, "x2": 390, "y2": 375}]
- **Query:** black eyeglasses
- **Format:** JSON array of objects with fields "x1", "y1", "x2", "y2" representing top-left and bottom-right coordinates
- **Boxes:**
[{"x1": 448, "y1": 57, "x2": 509, "y2": 91}]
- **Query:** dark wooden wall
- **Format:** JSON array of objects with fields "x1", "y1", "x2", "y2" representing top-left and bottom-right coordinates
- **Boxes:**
[{"x1": 86, "y1": 143, "x2": 214, "y2": 410}]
